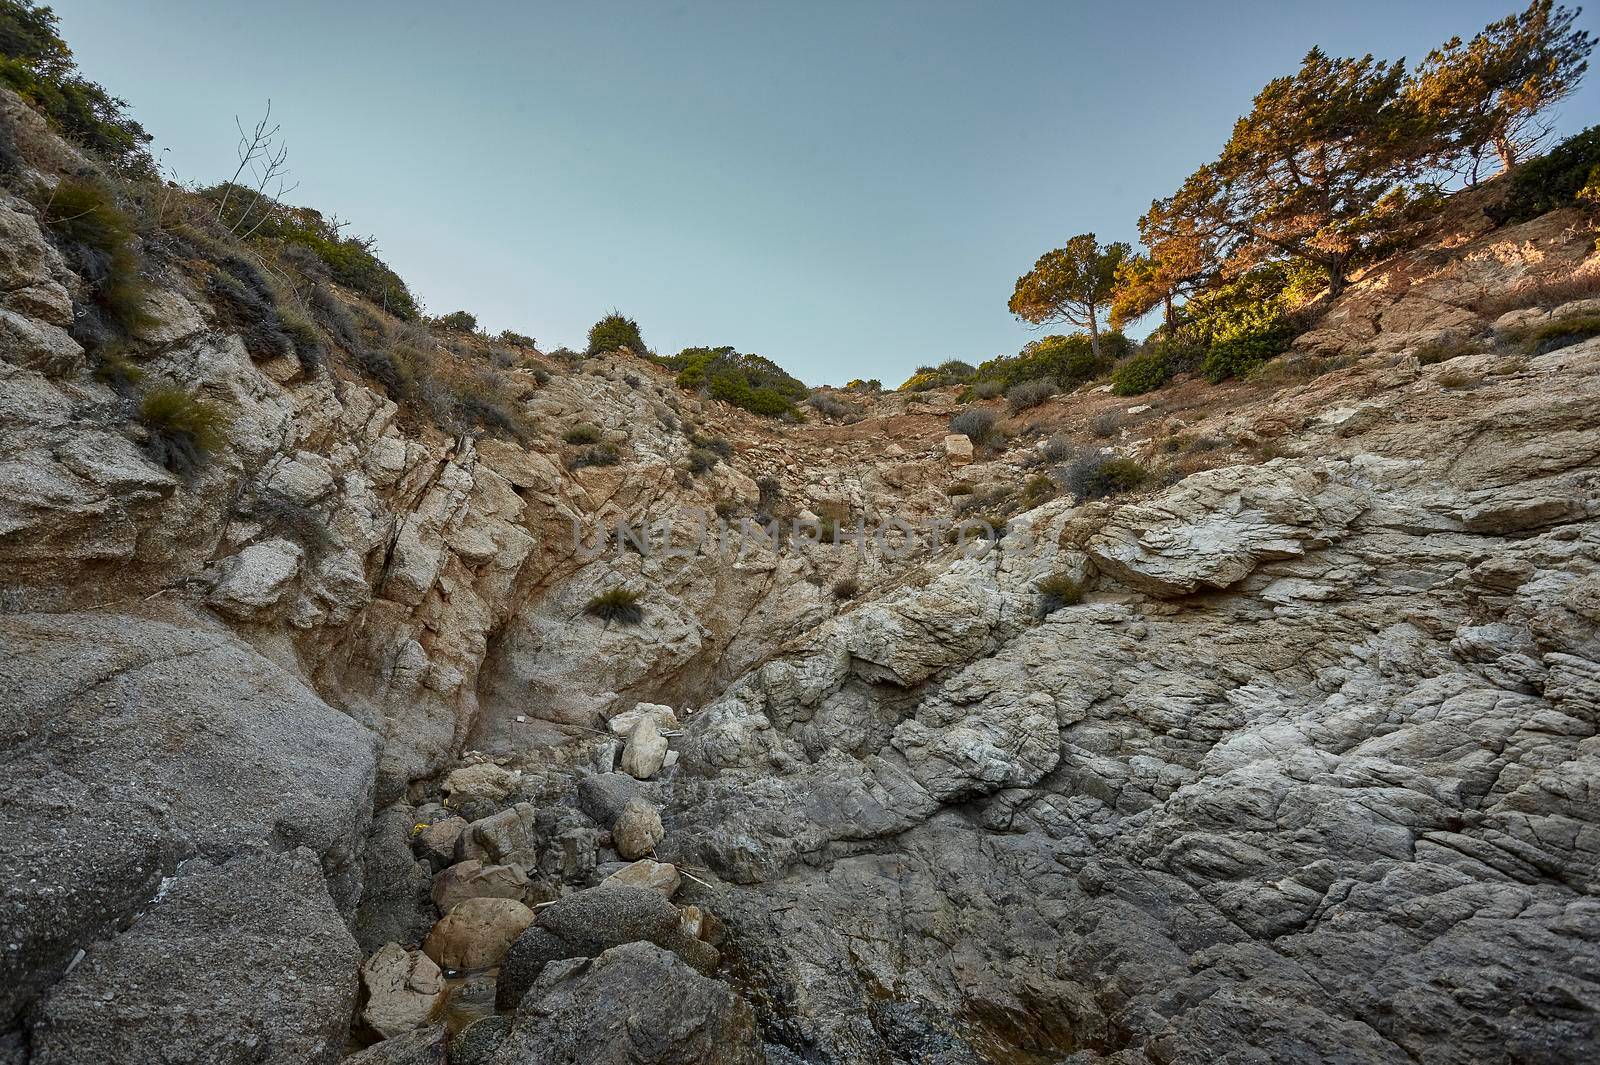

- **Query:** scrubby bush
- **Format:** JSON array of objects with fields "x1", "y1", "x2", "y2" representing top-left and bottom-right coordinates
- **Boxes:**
[
  {"x1": 945, "y1": 480, "x2": 976, "y2": 497},
  {"x1": 971, "y1": 333, "x2": 1124, "y2": 397},
  {"x1": 279, "y1": 311, "x2": 325, "y2": 373},
  {"x1": 832, "y1": 577, "x2": 860, "y2": 600},
  {"x1": 203, "y1": 197, "x2": 418, "y2": 319},
  {"x1": 498, "y1": 329, "x2": 537, "y2": 348},
  {"x1": 1035, "y1": 571, "x2": 1084, "y2": 617},
  {"x1": 689, "y1": 432, "x2": 733, "y2": 460},
  {"x1": 757, "y1": 476, "x2": 781, "y2": 508},
  {"x1": 585, "y1": 586, "x2": 643, "y2": 625},
  {"x1": 845, "y1": 378, "x2": 881, "y2": 393},
  {"x1": 35, "y1": 178, "x2": 149, "y2": 345},
  {"x1": 434, "y1": 310, "x2": 478, "y2": 333},
  {"x1": 1062, "y1": 453, "x2": 1146, "y2": 501},
  {"x1": 1090, "y1": 411, "x2": 1123, "y2": 438},
  {"x1": 138, "y1": 386, "x2": 228, "y2": 477},
  {"x1": 1415, "y1": 336, "x2": 1479, "y2": 365},
  {"x1": 686, "y1": 446, "x2": 721, "y2": 475},
  {"x1": 0, "y1": 0, "x2": 151, "y2": 170},
  {"x1": 91, "y1": 349, "x2": 143, "y2": 393},
  {"x1": 1111, "y1": 346, "x2": 1178, "y2": 396},
  {"x1": 568, "y1": 442, "x2": 621, "y2": 469},
  {"x1": 587, "y1": 312, "x2": 645, "y2": 355},
  {"x1": 1510, "y1": 313, "x2": 1600, "y2": 355},
  {"x1": 207, "y1": 256, "x2": 292, "y2": 361},
  {"x1": 658, "y1": 346, "x2": 805, "y2": 418},
  {"x1": 563, "y1": 423, "x2": 601, "y2": 445},
  {"x1": 1039, "y1": 433, "x2": 1075, "y2": 463},
  {"x1": 1021, "y1": 474, "x2": 1057, "y2": 508},
  {"x1": 1492, "y1": 125, "x2": 1600, "y2": 225},
  {"x1": 807, "y1": 390, "x2": 861, "y2": 420},
  {"x1": 972, "y1": 379, "x2": 1003, "y2": 400},
  {"x1": 949, "y1": 407, "x2": 997, "y2": 444},
  {"x1": 1006, "y1": 377, "x2": 1058, "y2": 413},
  {"x1": 251, "y1": 490, "x2": 335, "y2": 558}
]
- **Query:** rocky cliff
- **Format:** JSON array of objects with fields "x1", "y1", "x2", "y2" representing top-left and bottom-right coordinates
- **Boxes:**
[{"x1": 2, "y1": 86, "x2": 1599, "y2": 1065}]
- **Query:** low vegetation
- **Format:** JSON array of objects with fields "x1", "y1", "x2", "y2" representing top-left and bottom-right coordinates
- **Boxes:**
[
  {"x1": 657, "y1": 346, "x2": 806, "y2": 419},
  {"x1": 587, "y1": 312, "x2": 645, "y2": 355},
  {"x1": 899, "y1": 359, "x2": 977, "y2": 392},
  {"x1": 585, "y1": 586, "x2": 644, "y2": 625},
  {"x1": 138, "y1": 386, "x2": 229, "y2": 476},
  {"x1": 832, "y1": 577, "x2": 860, "y2": 601},
  {"x1": 1490, "y1": 123, "x2": 1600, "y2": 224},
  {"x1": 1006, "y1": 377, "x2": 1058, "y2": 413},
  {"x1": 1508, "y1": 312, "x2": 1600, "y2": 354},
  {"x1": 1035, "y1": 572, "x2": 1085, "y2": 617},
  {"x1": 34, "y1": 177, "x2": 150, "y2": 348},
  {"x1": 949, "y1": 407, "x2": 998, "y2": 444},
  {"x1": 1061, "y1": 453, "x2": 1146, "y2": 501}
]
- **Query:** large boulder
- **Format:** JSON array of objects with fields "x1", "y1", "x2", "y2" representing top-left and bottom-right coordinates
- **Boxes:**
[
  {"x1": 432, "y1": 860, "x2": 531, "y2": 913},
  {"x1": 422, "y1": 897, "x2": 534, "y2": 971},
  {"x1": 0, "y1": 612, "x2": 376, "y2": 1027},
  {"x1": 345, "y1": 1025, "x2": 448, "y2": 1065},
  {"x1": 576, "y1": 772, "x2": 642, "y2": 828},
  {"x1": 496, "y1": 885, "x2": 717, "y2": 1010},
  {"x1": 359, "y1": 943, "x2": 444, "y2": 1040},
  {"x1": 458, "y1": 803, "x2": 540, "y2": 867},
  {"x1": 492, "y1": 943, "x2": 761, "y2": 1064},
  {"x1": 620, "y1": 718, "x2": 669, "y2": 780},
  {"x1": 613, "y1": 798, "x2": 665, "y2": 859},
  {"x1": 27, "y1": 849, "x2": 359, "y2": 1065},
  {"x1": 1086, "y1": 462, "x2": 1365, "y2": 597}
]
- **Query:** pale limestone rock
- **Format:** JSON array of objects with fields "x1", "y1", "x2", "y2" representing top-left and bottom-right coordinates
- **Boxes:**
[
  {"x1": 1087, "y1": 463, "x2": 1365, "y2": 598},
  {"x1": 442, "y1": 762, "x2": 519, "y2": 804},
  {"x1": 206, "y1": 538, "x2": 304, "y2": 619},
  {"x1": 944, "y1": 434, "x2": 974, "y2": 466},
  {"x1": 602, "y1": 859, "x2": 680, "y2": 897},
  {"x1": 606, "y1": 702, "x2": 679, "y2": 738},
  {"x1": 612, "y1": 799, "x2": 664, "y2": 860},
  {"x1": 359, "y1": 943, "x2": 444, "y2": 1039},
  {"x1": 620, "y1": 718, "x2": 669, "y2": 781}
]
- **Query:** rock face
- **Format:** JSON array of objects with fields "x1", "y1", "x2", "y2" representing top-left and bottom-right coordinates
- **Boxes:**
[
  {"x1": 28, "y1": 849, "x2": 359, "y2": 1065},
  {"x1": 5, "y1": 79, "x2": 1600, "y2": 1065},
  {"x1": 0, "y1": 611, "x2": 375, "y2": 1026},
  {"x1": 493, "y1": 943, "x2": 762, "y2": 1065}
]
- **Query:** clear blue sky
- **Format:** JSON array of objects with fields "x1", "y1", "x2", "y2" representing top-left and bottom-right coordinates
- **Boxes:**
[{"x1": 52, "y1": 1, "x2": 1600, "y2": 385}]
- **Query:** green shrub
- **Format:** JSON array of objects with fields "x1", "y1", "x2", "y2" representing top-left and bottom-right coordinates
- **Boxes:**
[
  {"x1": 1006, "y1": 377, "x2": 1057, "y2": 413},
  {"x1": 138, "y1": 386, "x2": 229, "y2": 476},
  {"x1": 949, "y1": 407, "x2": 997, "y2": 443},
  {"x1": 1062, "y1": 453, "x2": 1145, "y2": 501},
  {"x1": 434, "y1": 310, "x2": 477, "y2": 333},
  {"x1": 498, "y1": 329, "x2": 537, "y2": 348},
  {"x1": 203, "y1": 196, "x2": 418, "y2": 319},
  {"x1": 1035, "y1": 571, "x2": 1084, "y2": 617},
  {"x1": 0, "y1": 0, "x2": 150, "y2": 170},
  {"x1": 972, "y1": 379, "x2": 1003, "y2": 400},
  {"x1": 686, "y1": 446, "x2": 720, "y2": 475},
  {"x1": 563, "y1": 423, "x2": 601, "y2": 445},
  {"x1": 832, "y1": 577, "x2": 860, "y2": 600},
  {"x1": 845, "y1": 378, "x2": 881, "y2": 392},
  {"x1": 568, "y1": 442, "x2": 621, "y2": 469},
  {"x1": 35, "y1": 178, "x2": 150, "y2": 343},
  {"x1": 972, "y1": 333, "x2": 1124, "y2": 396},
  {"x1": 1021, "y1": 474, "x2": 1057, "y2": 508},
  {"x1": 1513, "y1": 313, "x2": 1600, "y2": 355},
  {"x1": 1493, "y1": 125, "x2": 1600, "y2": 225},
  {"x1": 585, "y1": 586, "x2": 643, "y2": 625},
  {"x1": 587, "y1": 312, "x2": 645, "y2": 355},
  {"x1": 1111, "y1": 347, "x2": 1176, "y2": 396},
  {"x1": 659, "y1": 345, "x2": 806, "y2": 418}
]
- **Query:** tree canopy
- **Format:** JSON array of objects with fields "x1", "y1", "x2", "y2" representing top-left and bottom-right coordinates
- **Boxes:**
[{"x1": 1008, "y1": 233, "x2": 1129, "y2": 355}]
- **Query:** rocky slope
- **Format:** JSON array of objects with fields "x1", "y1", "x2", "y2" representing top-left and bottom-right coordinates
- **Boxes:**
[{"x1": 3, "y1": 89, "x2": 1600, "y2": 1064}]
